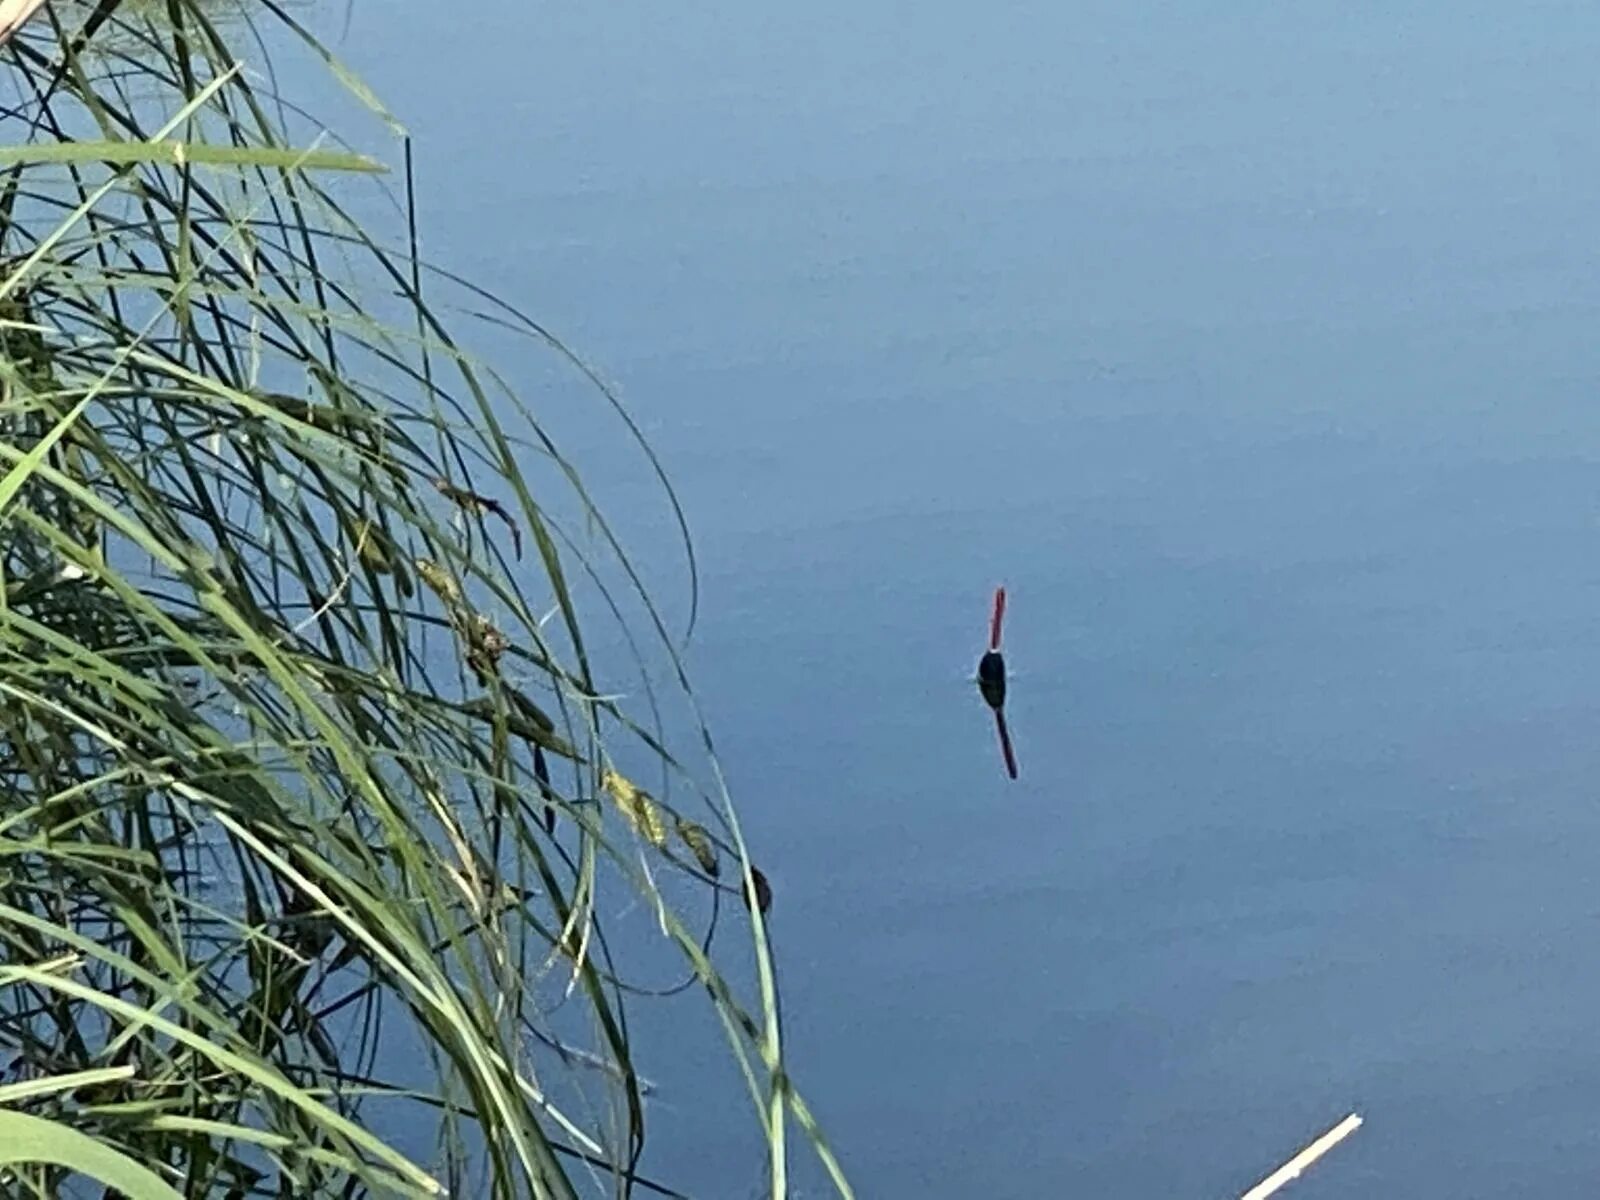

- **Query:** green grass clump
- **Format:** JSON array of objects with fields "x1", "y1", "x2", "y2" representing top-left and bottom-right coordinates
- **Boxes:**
[{"x1": 0, "y1": 3, "x2": 850, "y2": 1195}]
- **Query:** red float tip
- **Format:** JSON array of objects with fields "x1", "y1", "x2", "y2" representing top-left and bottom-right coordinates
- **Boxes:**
[{"x1": 989, "y1": 586, "x2": 1006, "y2": 652}]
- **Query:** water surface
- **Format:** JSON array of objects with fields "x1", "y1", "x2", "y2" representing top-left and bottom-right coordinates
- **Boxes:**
[{"x1": 345, "y1": 4, "x2": 1600, "y2": 1194}]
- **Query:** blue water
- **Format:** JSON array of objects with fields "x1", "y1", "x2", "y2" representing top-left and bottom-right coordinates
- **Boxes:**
[{"x1": 343, "y1": 3, "x2": 1600, "y2": 1194}]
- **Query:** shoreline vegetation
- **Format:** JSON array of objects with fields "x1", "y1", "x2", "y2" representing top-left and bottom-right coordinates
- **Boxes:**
[{"x1": 0, "y1": 3, "x2": 847, "y2": 1195}]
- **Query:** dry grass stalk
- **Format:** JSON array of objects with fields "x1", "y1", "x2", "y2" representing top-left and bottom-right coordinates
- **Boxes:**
[
  {"x1": 1240, "y1": 1112, "x2": 1363, "y2": 1200},
  {"x1": 0, "y1": 0, "x2": 46, "y2": 45}
]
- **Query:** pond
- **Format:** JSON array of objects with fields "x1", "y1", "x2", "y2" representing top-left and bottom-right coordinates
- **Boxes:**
[{"x1": 343, "y1": 2, "x2": 1600, "y2": 1194}]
